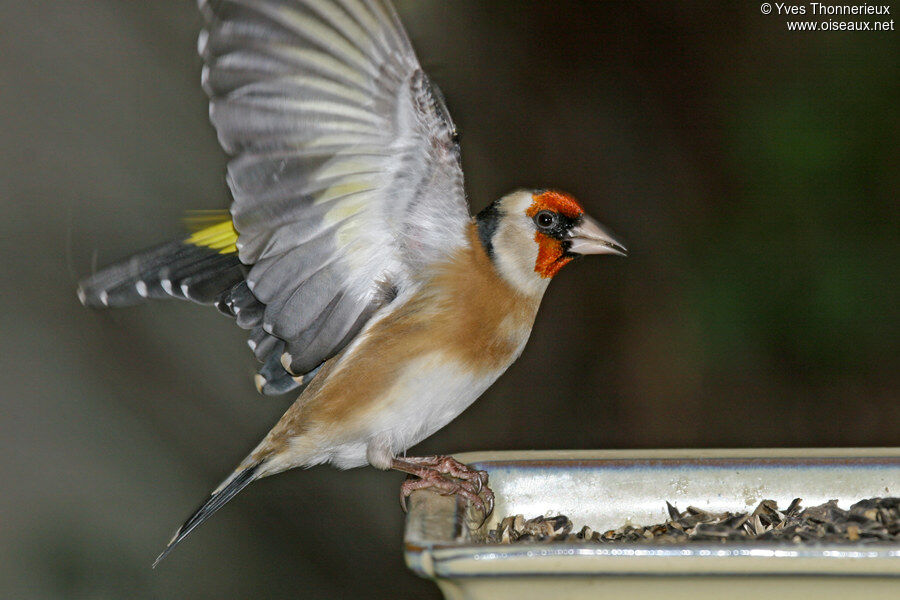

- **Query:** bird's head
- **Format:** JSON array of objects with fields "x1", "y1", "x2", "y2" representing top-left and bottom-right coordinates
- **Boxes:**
[{"x1": 476, "y1": 189, "x2": 626, "y2": 297}]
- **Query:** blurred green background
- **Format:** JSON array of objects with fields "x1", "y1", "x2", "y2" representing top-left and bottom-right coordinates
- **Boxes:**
[{"x1": 0, "y1": 1, "x2": 896, "y2": 598}]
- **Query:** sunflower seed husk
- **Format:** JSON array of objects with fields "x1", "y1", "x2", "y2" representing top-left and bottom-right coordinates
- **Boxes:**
[{"x1": 484, "y1": 497, "x2": 900, "y2": 545}]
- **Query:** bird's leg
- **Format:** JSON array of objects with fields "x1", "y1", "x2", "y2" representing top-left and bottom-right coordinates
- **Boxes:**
[{"x1": 392, "y1": 456, "x2": 494, "y2": 519}]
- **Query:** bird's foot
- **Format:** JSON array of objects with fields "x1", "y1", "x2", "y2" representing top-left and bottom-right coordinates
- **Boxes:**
[
  {"x1": 392, "y1": 455, "x2": 494, "y2": 521},
  {"x1": 399, "y1": 455, "x2": 489, "y2": 492}
]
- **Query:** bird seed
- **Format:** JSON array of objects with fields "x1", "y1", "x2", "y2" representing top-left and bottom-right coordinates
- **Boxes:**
[{"x1": 484, "y1": 497, "x2": 900, "y2": 544}]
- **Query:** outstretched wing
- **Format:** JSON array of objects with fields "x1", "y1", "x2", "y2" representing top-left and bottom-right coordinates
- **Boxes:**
[{"x1": 200, "y1": 0, "x2": 469, "y2": 375}]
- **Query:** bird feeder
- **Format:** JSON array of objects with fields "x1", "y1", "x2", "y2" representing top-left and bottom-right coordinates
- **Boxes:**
[{"x1": 404, "y1": 448, "x2": 899, "y2": 599}]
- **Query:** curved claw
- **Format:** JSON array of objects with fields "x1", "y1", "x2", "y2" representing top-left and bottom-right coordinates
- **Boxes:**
[
  {"x1": 393, "y1": 455, "x2": 495, "y2": 523},
  {"x1": 482, "y1": 487, "x2": 495, "y2": 518}
]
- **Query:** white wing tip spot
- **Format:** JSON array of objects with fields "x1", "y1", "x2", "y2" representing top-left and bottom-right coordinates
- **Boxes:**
[
  {"x1": 76, "y1": 286, "x2": 87, "y2": 305},
  {"x1": 280, "y1": 352, "x2": 293, "y2": 372},
  {"x1": 197, "y1": 29, "x2": 209, "y2": 57},
  {"x1": 161, "y1": 279, "x2": 173, "y2": 295},
  {"x1": 247, "y1": 338, "x2": 257, "y2": 351},
  {"x1": 180, "y1": 283, "x2": 191, "y2": 297},
  {"x1": 99, "y1": 291, "x2": 109, "y2": 306},
  {"x1": 253, "y1": 374, "x2": 266, "y2": 394},
  {"x1": 135, "y1": 280, "x2": 149, "y2": 298}
]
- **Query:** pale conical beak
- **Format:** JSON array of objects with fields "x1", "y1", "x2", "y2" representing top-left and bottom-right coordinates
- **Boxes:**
[{"x1": 568, "y1": 215, "x2": 628, "y2": 256}]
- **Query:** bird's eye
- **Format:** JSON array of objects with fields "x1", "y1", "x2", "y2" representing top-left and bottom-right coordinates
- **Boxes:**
[{"x1": 534, "y1": 210, "x2": 556, "y2": 229}]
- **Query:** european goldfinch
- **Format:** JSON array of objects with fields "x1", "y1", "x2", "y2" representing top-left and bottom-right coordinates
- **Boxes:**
[{"x1": 77, "y1": 0, "x2": 626, "y2": 565}]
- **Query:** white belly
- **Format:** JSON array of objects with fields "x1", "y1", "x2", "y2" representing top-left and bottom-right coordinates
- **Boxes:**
[{"x1": 329, "y1": 353, "x2": 505, "y2": 469}]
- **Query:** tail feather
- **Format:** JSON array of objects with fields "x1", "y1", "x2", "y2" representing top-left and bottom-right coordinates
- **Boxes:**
[{"x1": 153, "y1": 462, "x2": 261, "y2": 568}]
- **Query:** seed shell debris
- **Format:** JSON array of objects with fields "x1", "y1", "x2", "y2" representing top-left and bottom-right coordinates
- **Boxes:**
[{"x1": 485, "y1": 497, "x2": 899, "y2": 544}]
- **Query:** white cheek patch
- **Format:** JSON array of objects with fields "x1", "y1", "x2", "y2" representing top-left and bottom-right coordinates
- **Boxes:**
[{"x1": 491, "y1": 201, "x2": 550, "y2": 297}]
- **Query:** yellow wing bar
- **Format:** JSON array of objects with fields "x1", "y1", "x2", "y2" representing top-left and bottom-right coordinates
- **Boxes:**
[{"x1": 183, "y1": 211, "x2": 238, "y2": 255}]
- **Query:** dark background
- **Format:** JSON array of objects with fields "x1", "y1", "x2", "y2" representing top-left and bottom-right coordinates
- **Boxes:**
[{"x1": 1, "y1": 1, "x2": 897, "y2": 598}]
